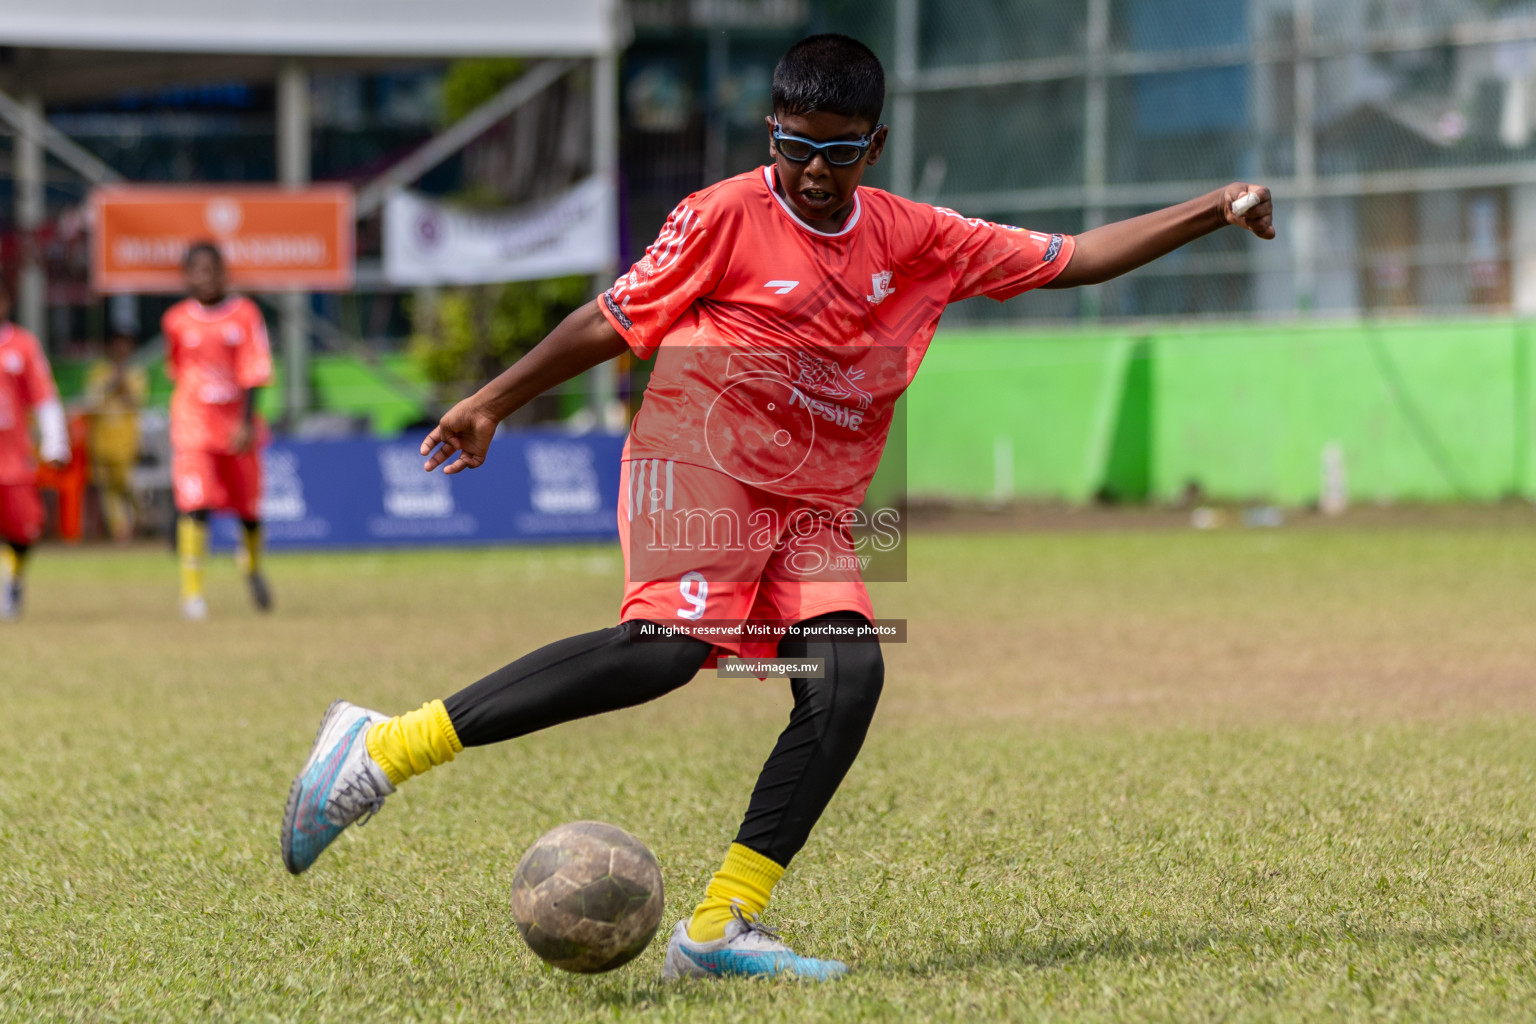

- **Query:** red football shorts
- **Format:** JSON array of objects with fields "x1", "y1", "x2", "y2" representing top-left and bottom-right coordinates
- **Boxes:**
[
  {"x1": 618, "y1": 457, "x2": 874, "y2": 661},
  {"x1": 173, "y1": 448, "x2": 263, "y2": 519},
  {"x1": 0, "y1": 484, "x2": 45, "y2": 545}
]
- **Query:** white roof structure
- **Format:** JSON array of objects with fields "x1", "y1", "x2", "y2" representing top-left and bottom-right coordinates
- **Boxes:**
[
  {"x1": 0, "y1": 0, "x2": 622, "y2": 57},
  {"x1": 0, "y1": 0, "x2": 624, "y2": 408}
]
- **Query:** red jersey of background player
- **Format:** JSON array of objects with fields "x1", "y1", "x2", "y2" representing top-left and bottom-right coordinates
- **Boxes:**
[
  {"x1": 600, "y1": 166, "x2": 1074, "y2": 511},
  {"x1": 0, "y1": 322, "x2": 62, "y2": 486},
  {"x1": 162, "y1": 296, "x2": 272, "y2": 453}
]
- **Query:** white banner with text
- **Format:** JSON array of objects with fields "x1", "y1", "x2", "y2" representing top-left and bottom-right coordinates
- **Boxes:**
[{"x1": 383, "y1": 178, "x2": 616, "y2": 287}]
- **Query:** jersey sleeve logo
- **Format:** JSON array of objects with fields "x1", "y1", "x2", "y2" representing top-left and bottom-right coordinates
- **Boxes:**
[
  {"x1": 1043, "y1": 233, "x2": 1064, "y2": 263},
  {"x1": 603, "y1": 291, "x2": 634, "y2": 331}
]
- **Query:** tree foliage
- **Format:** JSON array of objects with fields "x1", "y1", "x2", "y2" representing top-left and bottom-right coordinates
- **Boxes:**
[
  {"x1": 409, "y1": 277, "x2": 588, "y2": 403},
  {"x1": 411, "y1": 58, "x2": 589, "y2": 411},
  {"x1": 440, "y1": 58, "x2": 527, "y2": 124}
]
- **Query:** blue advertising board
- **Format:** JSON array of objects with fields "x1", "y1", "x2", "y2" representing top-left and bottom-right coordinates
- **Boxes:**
[{"x1": 211, "y1": 431, "x2": 627, "y2": 551}]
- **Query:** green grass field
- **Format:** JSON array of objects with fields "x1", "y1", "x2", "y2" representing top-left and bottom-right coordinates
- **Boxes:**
[{"x1": 4, "y1": 526, "x2": 1536, "y2": 1022}]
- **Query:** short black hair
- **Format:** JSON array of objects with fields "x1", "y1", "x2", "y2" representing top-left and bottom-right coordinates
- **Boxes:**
[
  {"x1": 772, "y1": 34, "x2": 885, "y2": 126},
  {"x1": 183, "y1": 240, "x2": 224, "y2": 271}
]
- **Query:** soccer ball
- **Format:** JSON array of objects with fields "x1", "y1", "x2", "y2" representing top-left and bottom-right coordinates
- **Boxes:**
[{"x1": 510, "y1": 821, "x2": 666, "y2": 973}]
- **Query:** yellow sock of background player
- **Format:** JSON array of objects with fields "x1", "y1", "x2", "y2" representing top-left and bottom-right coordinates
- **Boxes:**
[
  {"x1": 177, "y1": 515, "x2": 206, "y2": 603},
  {"x1": 687, "y1": 843, "x2": 785, "y2": 942},
  {"x1": 366, "y1": 700, "x2": 463, "y2": 785},
  {"x1": 0, "y1": 543, "x2": 27, "y2": 620},
  {"x1": 2, "y1": 543, "x2": 25, "y2": 581}
]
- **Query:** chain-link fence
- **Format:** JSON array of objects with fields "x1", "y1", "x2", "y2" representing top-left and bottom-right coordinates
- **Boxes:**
[
  {"x1": 630, "y1": 0, "x2": 1536, "y2": 323},
  {"x1": 12, "y1": 0, "x2": 1536, "y2": 347}
]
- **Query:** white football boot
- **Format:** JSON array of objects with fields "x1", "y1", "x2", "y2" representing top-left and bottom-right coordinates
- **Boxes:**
[
  {"x1": 280, "y1": 700, "x2": 396, "y2": 874},
  {"x1": 661, "y1": 906, "x2": 848, "y2": 981}
]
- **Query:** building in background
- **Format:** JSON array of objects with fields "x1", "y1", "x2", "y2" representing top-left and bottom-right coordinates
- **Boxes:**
[
  {"x1": 4, "y1": 0, "x2": 1536, "y2": 371},
  {"x1": 622, "y1": 0, "x2": 810, "y2": 262},
  {"x1": 0, "y1": 0, "x2": 620, "y2": 435},
  {"x1": 812, "y1": 0, "x2": 1536, "y2": 323},
  {"x1": 0, "y1": 55, "x2": 457, "y2": 356}
]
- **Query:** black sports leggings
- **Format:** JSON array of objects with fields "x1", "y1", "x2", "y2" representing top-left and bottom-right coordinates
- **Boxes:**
[{"x1": 442, "y1": 611, "x2": 884, "y2": 867}]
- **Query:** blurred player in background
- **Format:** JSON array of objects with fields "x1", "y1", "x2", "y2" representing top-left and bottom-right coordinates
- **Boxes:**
[
  {"x1": 163, "y1": 243, "x2": 273, "y2": 620},
  {"x1": 0, "y1": 278, "x2": 71, "y2": 621},
  {"x1": 281, "y1": 35, "x2": 1275, "y2": 978},
  {"x1": 85, "y1": 330, "x2": 148, "y2": 543}
]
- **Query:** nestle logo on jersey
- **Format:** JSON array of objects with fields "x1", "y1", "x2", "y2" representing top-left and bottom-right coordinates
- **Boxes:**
[
  {"x1": 793, "y1": 351, "x2": 872, "y2": 409},
  {"x1": 789, "y1": 387, "x2": 865, "y2": 430}
]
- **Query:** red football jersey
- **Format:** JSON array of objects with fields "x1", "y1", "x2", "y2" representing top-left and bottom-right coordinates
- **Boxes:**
[
  {"x1": 601, "y1": 166, "x2": 1074, "y2": 510},
  {"x1": 0, "y1": 323, "x2": 60, "y2": 486},
  {"x1": 163, "y1": 296, "x2": 272, "y2": 454}
]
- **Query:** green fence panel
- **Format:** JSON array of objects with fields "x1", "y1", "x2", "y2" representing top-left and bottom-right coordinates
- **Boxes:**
[
  {"x1": 310, "y1": 354, "x2": 430, "y2": 436},
  {"x1": 1100, "y1": 337, "x2": 1153, "y2": 502},
  {"x1": 50, "y1": 361, "x2": 89, "y2": 401},
  {"x1": 1148, "y1": 325, "x2": 1304, "y2": 503},
  {"x1": 53, "y1": 319, "x2": 1536, "y2": 503},
  {"x1": 1336, "y1": 322, "x2": 1516, "y2": 502},
  {"x1": 905, "y1": 329, "x2": 1137, "y2": 501},
  {"x1": 1517, "y1": 323, "x2": 1536, "y2": 499},
  {"x1": 1149, "y1": 322, "x2": 1520, "y2": 504}
]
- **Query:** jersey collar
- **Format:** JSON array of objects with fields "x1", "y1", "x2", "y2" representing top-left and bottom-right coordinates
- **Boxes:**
[
  {"x1": 761, "y1": 166, "x2": 863, "y2": 239},
  {"x1": 185, "y1": 296, "x2": 239, "y2": 321}
]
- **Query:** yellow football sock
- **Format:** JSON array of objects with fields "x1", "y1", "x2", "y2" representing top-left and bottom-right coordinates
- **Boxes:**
[
  {"x1": 687, "y1": 843, "x2": 785, "y2": 943},
  {"x1": 3, "y1": 543, "x2": 24, "y2": 583},
  {"x1": 365, "y1": 700, "x2": 463, "y2": 786},
  {"x1": 177, "y1": 516, "x2": 206, "y2": 601},
  {"x1": 240, "y1": 522, "x2": 263, "y2": 576}
]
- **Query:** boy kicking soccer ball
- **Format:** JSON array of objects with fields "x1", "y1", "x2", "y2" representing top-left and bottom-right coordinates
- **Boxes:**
[{"x1": 281, "y1": 34, "x2": 1274, "y2": 979}]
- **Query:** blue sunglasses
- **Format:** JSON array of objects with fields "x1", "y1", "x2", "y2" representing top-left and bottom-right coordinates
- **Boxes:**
[{"x1": 771, "y1": 120, "x2": 885, "y2": 166}]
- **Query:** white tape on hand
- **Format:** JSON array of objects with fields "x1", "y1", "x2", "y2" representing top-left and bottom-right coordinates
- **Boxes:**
[{"x1": 1231, "y1": 192, "x2": 1261, "y2": 217}]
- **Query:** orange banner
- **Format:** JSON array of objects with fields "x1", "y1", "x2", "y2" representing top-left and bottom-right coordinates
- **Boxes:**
[{"x1": 91, "y1": 185, "x2": 354, "y2": 293}]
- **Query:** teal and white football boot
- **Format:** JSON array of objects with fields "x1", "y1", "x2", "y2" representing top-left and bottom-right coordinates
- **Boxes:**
[
  {"x1": 281, "y1": 700, "x2": 395, "y2": 875},
  {"x1": 660, "y1": 907, "x2": 848, "y2": 981}
]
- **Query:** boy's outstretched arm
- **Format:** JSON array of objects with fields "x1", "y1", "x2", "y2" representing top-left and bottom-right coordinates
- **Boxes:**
[
  {"x1": 1043, "y1": 183, "x2": 1273, "y2": 289},
  {"x1": 420, "y1": 300, "x2": 629, "y2": 474}
]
